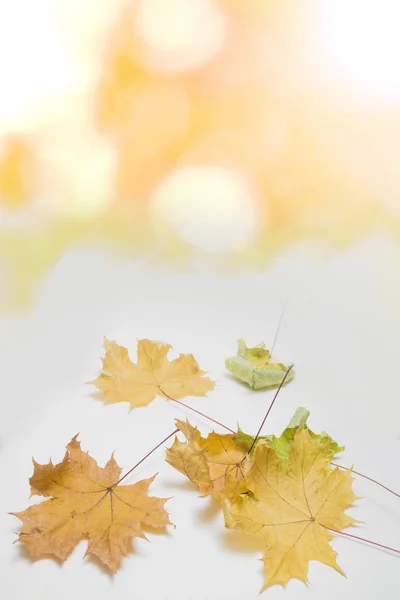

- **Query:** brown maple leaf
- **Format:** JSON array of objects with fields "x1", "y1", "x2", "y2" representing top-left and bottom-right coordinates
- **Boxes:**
[
  {"x1": 165, "y1": 419, "x2": 251, "y2": 497},
  {"x1": 89, "y1": 338, "x2": 214, "y2": 408},
  {"x1": 222, "y1": 426, "x2": 359, "y2": 591},
  {"x1": 11, "y1": 436, "x2": 172, "y2": 572}
]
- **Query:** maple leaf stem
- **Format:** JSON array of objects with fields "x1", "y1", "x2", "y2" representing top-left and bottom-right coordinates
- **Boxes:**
[
  {"x1": 263, "y1": 295, "x2": 291, "y2": 367},
  {"x1": 332, "y1": 463, "x2": 400, "y2": 498},
  {"x1": 323, "y1": 526, "x2": 400, "y2": 555},
  {"x1": 160, "y1": 389, "x2": 235, "y2": 434},
  {"x1": 115, "y1": 428, "x2": 179, "y2": 486},
  {"x1": 244, "y1": 364, "x2": 295, "y2": 459}
]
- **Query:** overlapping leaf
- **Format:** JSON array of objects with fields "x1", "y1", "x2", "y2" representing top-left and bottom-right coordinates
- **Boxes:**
[
  {"x1": 222, "y1": 427, "x2": 359, "y2": 591},
  {"x1": 165, "y1": 419, "x2": 251, "y2": 497},
  {"x1": 235, "y1": 407, "x2": 343, "y2": 466}
]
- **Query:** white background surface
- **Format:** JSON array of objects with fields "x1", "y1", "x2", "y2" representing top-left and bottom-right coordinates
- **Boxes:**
[{"x1": 1, "y1": 235, "x2": 400, "y2": 599}]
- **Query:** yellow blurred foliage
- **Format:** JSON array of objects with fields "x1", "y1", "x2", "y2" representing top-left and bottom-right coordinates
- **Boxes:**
[
  {"x1": 0, "y1": 0, "x2": 399, "y2": 309},
  {"x1": 0, "y1": 136, "x2": 36, "y2": 208}
]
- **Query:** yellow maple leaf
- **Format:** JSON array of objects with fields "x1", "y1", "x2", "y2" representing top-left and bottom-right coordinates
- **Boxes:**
[
  {"x1": 222, "y1": 427, "x2": 359, "y2": 591},
  {"x1": 165, "y1": 419, "x2": 250, "y2": 497},
  {"x1": 11, "y1": 436, "x2": 172, "y2": 572},
  {"x1": 89, "y1": 338, "x2": 214, "y2": 408}
]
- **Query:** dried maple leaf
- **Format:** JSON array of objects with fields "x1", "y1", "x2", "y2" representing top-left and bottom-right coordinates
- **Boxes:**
[
  {"x1": 222, "y1": 426, "x2": 359, "y2": 591},
  {"x1": 11, "y1": 436, "x2": 172, "y2": 572},
  {"x1": 165, "y1": 419, "x2": 251, "y2": 497},
  {"x1": 89, "y1": 338, "x2": 214, "y2": 408},
  {"x1": 225, "y1": 338, "x2": 295, "y2": 389}
]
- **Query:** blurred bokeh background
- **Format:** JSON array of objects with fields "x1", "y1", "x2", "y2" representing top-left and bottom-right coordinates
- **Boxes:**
[{"x1": 1, "y1": 0, "x2": 400, "y2": 310}]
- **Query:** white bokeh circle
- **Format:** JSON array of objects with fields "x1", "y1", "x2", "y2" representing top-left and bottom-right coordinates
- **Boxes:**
[{"x1": 150, "y1": 164, "x2": 260, "y2": 253}]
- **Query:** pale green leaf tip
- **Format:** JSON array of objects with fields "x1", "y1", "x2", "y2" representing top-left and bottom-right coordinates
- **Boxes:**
[{"x1": 286, "y1": 407, "x2": 310, "y2": 429}]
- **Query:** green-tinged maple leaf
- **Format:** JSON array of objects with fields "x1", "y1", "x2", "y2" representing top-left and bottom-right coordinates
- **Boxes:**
[
  {"x1": 225, "y1": 338, "x2": 294, "y2": 389},
  {"x1": 235, "y1": 407, "x2": 343, "y2": 467}
]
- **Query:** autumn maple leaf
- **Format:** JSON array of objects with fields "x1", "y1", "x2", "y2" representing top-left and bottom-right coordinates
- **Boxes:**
[
  {"x1": 89, "y1": 338, "x2": 214, "y2": 409},
  {"x1": 222, "y1": 426, "x2": 359, "y2": 591},
  {"x1": 165, "y1": 419, "x2": 251, "y2": 497},
  {"x1": 225, "y1": 338, "x2": 295, "y2": 389},
  {"x1": 11, "y1": 436, "x2": 172, "y2": 571}
]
